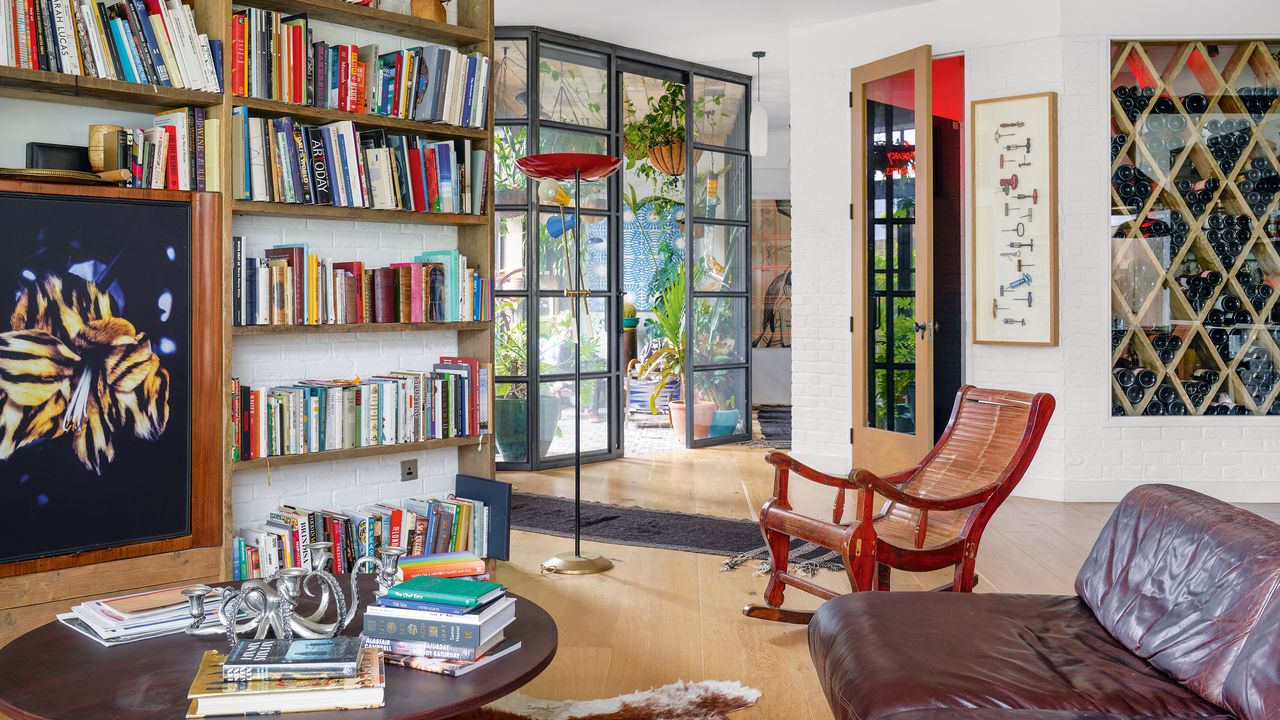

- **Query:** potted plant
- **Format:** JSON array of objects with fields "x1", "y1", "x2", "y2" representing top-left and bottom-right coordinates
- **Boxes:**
[
  {"x1": 638, "y1": 266, "x2": 713, "y2": 442},
  {"x1": 624, "y1": 81, "x2": 687, "y2": 181},
  {"x1": 493, "y1": 300, "x2": 562, "y2": 461}
]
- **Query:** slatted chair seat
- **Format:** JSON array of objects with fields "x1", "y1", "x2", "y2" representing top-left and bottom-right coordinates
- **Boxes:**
[{"x1": 743, "y1": 386, "x2": 1056, "y2": 624}]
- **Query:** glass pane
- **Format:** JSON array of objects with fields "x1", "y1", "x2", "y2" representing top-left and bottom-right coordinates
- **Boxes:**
[
  {"x1": 494, "y1": 126, "x2": 528, "y2": 206},
  {"x1": 494, "y1": 296, "x2": 528, "y2": 376},
  {"x1": 494, "y1": 39, "x2": 528, "y2": 120},
  {"x1": 693, "y1": 76, "x2": 747, "y2": 150},
  {"x1": 694, "y1": 224, "x2": 745, "y2": 292},
  {"x1": 866, "y1": 68, "x2": 917, "y2": 434},
  {"x1": 750, "y1": 199, "x2": 791, "y2": 348},
  {"x1": 693, "y1": 368, "x2": 747, "y2": 438},
  {"x1": 494, "y1": 382, "x2": 527, "y2": 464},
  {"x1": 693, "y1": 296, "x2": 746, "y2": 365},
  {"x1": 539, "y1": 43, "x2": 608, "y2": 129},
  {"x1": 538, "y1": 213, "x2": 609, "y2": 291},
  {"x1": 537, "y1": 127, "x2": 609, "y2": 209},
  {"x1": 495, "y1": 212, "x2": 527, "y2": 291},
  {"x1": 538, "y1": 296, "x2": 609, "y2": 375},
  {"x1": 539, "y1": 378, "x2": 610, "y2": 459},
  {"x1": 693, "y1": 151, "x2": 747, "y2": 221}
]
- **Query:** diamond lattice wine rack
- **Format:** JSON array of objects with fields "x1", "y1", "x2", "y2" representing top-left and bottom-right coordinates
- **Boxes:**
[{"x1": 1111, "y1": 40, "x2": 1280, "y2": 416}]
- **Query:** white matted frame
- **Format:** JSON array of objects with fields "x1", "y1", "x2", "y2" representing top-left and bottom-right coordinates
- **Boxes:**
[{"x1": 971, "y1": 91, "x2": 1059, "y2": 346}]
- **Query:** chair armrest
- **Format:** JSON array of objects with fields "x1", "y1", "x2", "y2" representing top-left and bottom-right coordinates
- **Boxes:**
[{"x1": 851, "y1": 468, "x2": 997, "y2": 511}]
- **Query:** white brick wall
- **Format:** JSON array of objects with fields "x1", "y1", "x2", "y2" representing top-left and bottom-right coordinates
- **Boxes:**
[{"x1": 789, "y1": 1, "x2": 1280, "y2": 505}]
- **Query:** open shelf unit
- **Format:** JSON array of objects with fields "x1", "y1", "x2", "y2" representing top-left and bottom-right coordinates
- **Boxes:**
[
  {"x1": 1110, "y1": 39, "x2": 1280, "y2": 417},
  {"x1": 0, "y1": 0, "x2": 495, "y2": 641}
]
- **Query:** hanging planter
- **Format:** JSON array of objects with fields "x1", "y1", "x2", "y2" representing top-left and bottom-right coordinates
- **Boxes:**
[{"x1": 646, "y1": 141, "x2": 685, "y2": 177}]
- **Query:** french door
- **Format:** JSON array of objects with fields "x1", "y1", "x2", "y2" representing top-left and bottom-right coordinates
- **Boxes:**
[{"x1": 851, "y1": 46, "x2": 935, "y2": 472}]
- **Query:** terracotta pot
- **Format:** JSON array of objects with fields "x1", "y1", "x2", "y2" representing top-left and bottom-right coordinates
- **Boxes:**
[
  {"x1": 647, "y1": 141, "x2": 685, "y2": 177},
  {"x1": 669, "y1": 399, "x2": 715, "y2": 442}
]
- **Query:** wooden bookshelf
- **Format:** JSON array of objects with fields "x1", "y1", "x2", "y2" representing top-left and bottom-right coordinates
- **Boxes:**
[
  {"x1": 234, "y1": 435, "x2": 484, "y2": 470},
  {"x1": 232, "y1": 0, "x2": 487, "y2": 46},
  {"x1": 233, "y1": 96, "x2": 489, "y2": 140},
  {"x1": 233, "y1": 320, "x2": 489, "y2": 335},
  {"x1": 0, "y1": 66, "x2": 222, "y2": 112},
  {"x1": 232, "y1": 199, "x2": 490, "y2": 224}
]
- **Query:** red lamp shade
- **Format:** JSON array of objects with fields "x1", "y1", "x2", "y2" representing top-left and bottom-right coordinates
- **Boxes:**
[{"x1": 516, "y1": 153, "x2": 623, "y2": 182}]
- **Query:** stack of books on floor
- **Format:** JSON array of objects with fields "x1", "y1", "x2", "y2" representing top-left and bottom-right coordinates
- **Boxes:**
[
  {"x1": 99, "y1": 107, "x2": 221, "y2": 190},
  {"x1": 231, "y1": 112, "x2": 489, "y2": 214},
  {"x1": 187, "y1": 638, "x2": 385, "y2": 717},
  {"x1": 230, "y1": 240, "x2": 491, "y2": 326},
  {"x1": 56, "y1": 585, "x2": 224, "y2": 647},
  {"x1": 0, "y1": 0, "x2": 223, "y2": 91},
  {"x1": 229, "y1": 9, "x2": 490, "y2": 129},
  {"x1": 228, "y1": 357, "x2": 489, "y2": 463},
  {"x1": 234, "y1": 491, "x2": 493, "y2": 580},
  {"x1": 361, "y1": 576, "x2": 521, "y2": 677}
]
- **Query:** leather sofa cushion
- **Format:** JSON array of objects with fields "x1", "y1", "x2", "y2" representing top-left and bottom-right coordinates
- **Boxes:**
[
  {"x1": 809, "y1": 592, "x2": 1225, "y2": 720},
  {"x1": 1076, "y1": 484, "x2": 1280, "y2": 713}
]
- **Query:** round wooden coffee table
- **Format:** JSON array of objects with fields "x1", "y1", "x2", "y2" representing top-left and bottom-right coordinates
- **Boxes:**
[{"x1": 0, "y1": 576, "x2": 557, "y2": 719}]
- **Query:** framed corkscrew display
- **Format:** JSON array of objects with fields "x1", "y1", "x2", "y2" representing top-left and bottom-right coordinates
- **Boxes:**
[
  {"x1": 971, "y1": 92, "x2": 1059, "y2": 345},
  {"x1": 1110, "y1": 40, "x2": 1280, "y2": 417}
]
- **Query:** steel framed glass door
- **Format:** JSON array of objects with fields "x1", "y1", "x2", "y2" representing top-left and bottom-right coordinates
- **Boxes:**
[{"x1": 851, "y1": 46, "x2": 935, "y2": 472}]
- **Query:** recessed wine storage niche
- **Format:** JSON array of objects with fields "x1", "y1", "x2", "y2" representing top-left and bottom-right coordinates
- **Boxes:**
[{"x1": 1111, "y1": 39, "x2": 1280, "y2": 416}]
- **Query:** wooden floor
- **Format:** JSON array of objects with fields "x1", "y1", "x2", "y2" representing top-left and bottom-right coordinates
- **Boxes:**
[{"x1": 496, "y1": 444, "x2": 1271, "y2": 719}]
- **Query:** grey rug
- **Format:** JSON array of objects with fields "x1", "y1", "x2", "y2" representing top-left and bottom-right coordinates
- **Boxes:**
[{"x1": 510, "y1": 492, "x2": 843, "y2": 574}]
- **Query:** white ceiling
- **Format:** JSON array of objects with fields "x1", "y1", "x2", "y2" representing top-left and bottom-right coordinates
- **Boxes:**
[{"x1": 494, "y1": 0, "x2": 929, "y2": 131}]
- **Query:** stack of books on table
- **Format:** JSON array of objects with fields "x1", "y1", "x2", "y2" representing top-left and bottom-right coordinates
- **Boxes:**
[
  {"x1": 56, "y1": 585, "x2": 224, "y2": 647},
  {"x1": 361, "y1": 576, "x2": 521, "y2": 677},
  {"x1": 186, "y1": 638, "x2": 385, "y2": 717}
]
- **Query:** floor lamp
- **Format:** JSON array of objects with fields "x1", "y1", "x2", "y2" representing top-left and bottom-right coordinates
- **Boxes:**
[{"x1": 515, "y1": 152, "x2": 623, "y2": 575}]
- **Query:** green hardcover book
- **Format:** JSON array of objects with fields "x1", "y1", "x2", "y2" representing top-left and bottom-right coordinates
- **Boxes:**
[{"x1": 386, "y1": 576, "x2": 503, "y2": 608}]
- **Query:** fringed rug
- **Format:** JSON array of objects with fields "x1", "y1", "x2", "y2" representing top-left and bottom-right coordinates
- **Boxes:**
[
  {"x1": 510, "y1": 493, "x2": 843, "y2": 575},
  {"x1": 451, "y1": 680, "x2": 761, "y2": 720}
]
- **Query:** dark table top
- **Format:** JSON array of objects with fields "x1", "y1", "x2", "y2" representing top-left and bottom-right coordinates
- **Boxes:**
[{"x1": 0, "y1": 575, "x2": 557, "y2": 720}]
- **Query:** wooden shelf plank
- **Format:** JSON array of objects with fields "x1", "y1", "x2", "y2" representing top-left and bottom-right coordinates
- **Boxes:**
[
  {"x1": 232, "y1": 200, "x2": 488, "y2": 225},
  {"x1": 0, "y1": 66, "x2": 221, "y2": 112},
  {"x1": 233, "y1": 320, "x2": 489, "y2": 336},
  {"x1": 232, "y1": 0, "x2": 486, "y2": 45},
  {"x1": 233, "y1": 435, "x2": 484, "y2": 471},
  {"x1": 233, "y1": 96, "x2": 487, "y2": 140}
]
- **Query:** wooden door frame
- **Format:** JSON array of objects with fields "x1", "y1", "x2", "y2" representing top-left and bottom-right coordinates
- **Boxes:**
[{"x1": 850, "y1": 45, "x2": 935, "y2": 472}]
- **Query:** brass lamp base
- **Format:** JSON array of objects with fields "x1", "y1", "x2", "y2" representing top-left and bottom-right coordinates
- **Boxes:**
[{"x1": 541, "y1": 551, "x2": 613, "y2": 575}]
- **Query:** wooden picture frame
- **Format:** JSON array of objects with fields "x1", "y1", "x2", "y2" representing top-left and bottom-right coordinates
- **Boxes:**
[
  {"x1": 970, "y1": 91, "x2": 1059, "y2": 346},
  {"x1": 0, "y1": 181, "x2": 223, "y2": 578}
]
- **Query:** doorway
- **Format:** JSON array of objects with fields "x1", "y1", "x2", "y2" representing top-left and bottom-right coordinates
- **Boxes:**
[{"x1": 850, "y1": 47, "x2": 964, "y2": 473}]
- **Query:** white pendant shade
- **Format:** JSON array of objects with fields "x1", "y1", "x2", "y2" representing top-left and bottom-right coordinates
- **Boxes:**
[{"x1": 750, "y1": 100, "x2": 769, "y2": 157}]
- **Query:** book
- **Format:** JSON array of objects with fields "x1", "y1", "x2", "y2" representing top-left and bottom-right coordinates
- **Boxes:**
[
  {"x1": 385, "y1": 576, "x2": 504, "y2": 607},
  {"x1": 222, "y1": 637, "x2": 363, "y2": 681},
  {"x1": 383, "y1": 639, "x2": 521, "y2": 677},
  {"x1": 186, "y1": 647, "x2": 384, "y2": 718}
]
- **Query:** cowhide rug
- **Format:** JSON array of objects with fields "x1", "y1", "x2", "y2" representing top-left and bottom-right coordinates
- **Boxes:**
[{"x1": 449, "y1": 680, "x2": 761, "y2": 720}]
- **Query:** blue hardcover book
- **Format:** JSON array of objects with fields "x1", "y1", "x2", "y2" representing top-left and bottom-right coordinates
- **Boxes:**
[{"x1": 127, "y1": 0, "x2": 169, "y2": 86}]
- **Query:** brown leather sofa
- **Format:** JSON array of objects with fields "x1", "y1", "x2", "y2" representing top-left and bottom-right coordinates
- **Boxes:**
[{"x1": 809, "y1": 484, "x2": 1280, "y2": 720}]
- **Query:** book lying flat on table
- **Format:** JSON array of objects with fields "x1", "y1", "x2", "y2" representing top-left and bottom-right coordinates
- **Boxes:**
[
  {"x1": 187, "y1": 647, "x2": 385, "y2": 718},
  {"x1": 222, "y1": 637, "x2": 363, "y2": 681}
]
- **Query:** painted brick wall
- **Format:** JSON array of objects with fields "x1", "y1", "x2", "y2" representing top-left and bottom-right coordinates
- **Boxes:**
[
  {"x1": 789, "y1": 2, "x2": 1280, "y2": 505},
  {"x1": 229, "y1": 217, "x2": 466, "y2": 529}
]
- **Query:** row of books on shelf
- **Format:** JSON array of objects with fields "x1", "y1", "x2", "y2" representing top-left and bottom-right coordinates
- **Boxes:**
[
  {"x1": 233, "y1": 495, "x2": 495, "y2": 581},
  {"x1": 0, "y1": 0, "x2": 222, "y2": 91},
  {"x1": 232, "y1": 111, "x2": 490, "y2": 214},
  {"x1": 95, "y1": 106, "x2": 222, "y2": 190},
  {"x1": 230, "y1": 239, "x2": 491, "y2": 327},
  {"x1": 231, "y1": 8, "x2": 490, "y2": 129},
  {"x1": 230, "y1": 357, "x2": 490, "y2": 462}
]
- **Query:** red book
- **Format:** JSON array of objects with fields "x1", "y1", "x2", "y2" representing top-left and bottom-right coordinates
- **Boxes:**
[
  {"x1": 337, "y1": 45, "x2": 350, "y2": 112},
  {"x1": 407, "y1": 148, "x2": 427, "y2": 212},
  {"x1": 162, "y1": 125, "x2": 179, "y2": 190},
  {"x1": 372, "y1": 267, "x2": 396, "y2": 323},
  {"x1": 230, "y1": 14, "x2": 246, "y2": 96},
  {"x1": 440, "y1": 356, "x2": 481, "y2": 436},
  {"x1": 423, "y1": 147, "x2": 439, "y2": 212},
  {"x1": 332, "y1": 261, "x2": 365, "y2": 323}
]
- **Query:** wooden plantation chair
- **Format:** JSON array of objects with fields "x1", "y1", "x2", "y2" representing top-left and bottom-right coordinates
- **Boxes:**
[{"x1": 743, "y1": 385, "x2": 1055, "y2": 624}]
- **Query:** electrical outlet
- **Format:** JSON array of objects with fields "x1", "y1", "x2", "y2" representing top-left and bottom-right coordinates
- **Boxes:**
[{"x1": 400, "y1": 459, "x2": 418, "y2": 482}]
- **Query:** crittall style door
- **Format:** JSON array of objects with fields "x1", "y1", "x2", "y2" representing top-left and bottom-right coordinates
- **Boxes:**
[{"x1": 850, "y1": 45, "x2": 935, "y2": 473}]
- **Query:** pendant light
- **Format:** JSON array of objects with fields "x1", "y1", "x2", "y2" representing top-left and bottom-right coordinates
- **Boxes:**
[{"x1": 750, "y1": 50, "x2": 769, "y2": 157}]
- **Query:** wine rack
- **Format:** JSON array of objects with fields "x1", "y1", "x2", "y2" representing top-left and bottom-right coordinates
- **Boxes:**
[{"x1": 1111, "y1": 39, "x2": 1280, "y2": 416}]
